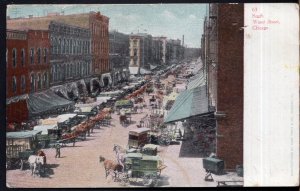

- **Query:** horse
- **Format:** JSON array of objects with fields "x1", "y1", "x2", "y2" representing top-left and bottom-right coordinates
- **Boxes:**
[
  {"x1": 112, "y1": 144, "x2": 126, "y2": 170},
  {"x1": 28, "y1": 155, "x2": 45, "y2": 177},
  {"x1": 99, "y1": 155, "x2": 123, "y2": 181}
]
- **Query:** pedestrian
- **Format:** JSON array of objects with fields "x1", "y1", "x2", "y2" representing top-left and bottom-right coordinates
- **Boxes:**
[{"x1": 55, "y1": 144, "x2": 61, "y2": 158}]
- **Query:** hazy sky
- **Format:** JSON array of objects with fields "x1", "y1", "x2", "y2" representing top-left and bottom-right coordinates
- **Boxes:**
[{"x1": 7, "y1": 4, "x2": 208, "y2": 48}]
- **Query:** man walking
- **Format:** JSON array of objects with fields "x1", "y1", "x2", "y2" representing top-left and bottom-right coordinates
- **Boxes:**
[{"x1": 55, "y1": 144, "x2": 61, "y2": 158}]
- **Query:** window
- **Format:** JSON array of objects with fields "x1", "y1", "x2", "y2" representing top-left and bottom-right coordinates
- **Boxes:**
[
  {"x1": 21, "y1": 49, "x2": 25, "y2": 66},
  {"x1": 30, "y1": 74, "x2": 35, "y2": 93},
  {"x1": 12, "y1": 76, "x2": 17, "y2": 93},
  {"x1": 30, "y1": 48, "x2": 34, "y2": 64},
  {"x1": 63, "y1": 39, "x2": 66, "y2": 54},
  {"x1": 44, "y1": 73, "x2": 48, "y2": 88},
  {"x1": 37, "y1": 74, "x2": 42, "y2": 89},
  {"x1": 37, "y1": 48, "x2": 41, "y2": 64},
  {"x1": 43, "y1": 48, "x2": 47, "y2": 63},
  {"x1": 58, "y1": 38, "x2": 61, "y2": 53},
  {"x1": 21, "y1": 75, "x2": 26, "y2": 93},
  {"x1": 12, "y1": 48, "x2": 17, "y2": 67}
]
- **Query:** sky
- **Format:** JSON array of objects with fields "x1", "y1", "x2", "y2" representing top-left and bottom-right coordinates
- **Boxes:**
[{"x1": 7, "y1": 4, "x2": 208, "y2": 48}]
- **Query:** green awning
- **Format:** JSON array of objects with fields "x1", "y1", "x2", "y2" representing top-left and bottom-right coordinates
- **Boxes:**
[
  {"x1": 164, "y1": 85, "x2": 211, "y2": 123},
  {"x1": 187, "y1": 73, "x2": 205, "y2": 90},
  {"x1": 7, "y1": 130, "x2": 42, "y2": 139}
]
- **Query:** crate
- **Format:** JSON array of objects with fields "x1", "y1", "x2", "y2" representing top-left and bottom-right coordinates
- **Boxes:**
[{"x1": 202, "y1": 157, "x2": 224, "y2": 174}]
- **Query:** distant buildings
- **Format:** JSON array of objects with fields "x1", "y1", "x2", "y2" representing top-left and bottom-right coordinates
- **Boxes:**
[
  {"x1": 129, "y1": 33, "x2": 153, "y2": 75},
  {"x1": 201, "y1": 3, "x2": 244, "y2": 170},
  {"x1": 109, "y1": 30, "x2": 130, "y2": 84}
]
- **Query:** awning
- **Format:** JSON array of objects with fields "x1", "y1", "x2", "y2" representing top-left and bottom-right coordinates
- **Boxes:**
[
  {"x1": 33, "y1": 124, "x2": 58, "y2": 135},
  {"x1": 187, "y1": 73, "x2": 206, "y2": 90},
  {"x1": 27, "y1": 90, "x2": 75, "y2": 117},
  {"x1": 164, "y1": 85, "x2": 211, "y2": 123},
  {"x1": 7, "y1": 130, "x2": 42, "y2": 139},
  {"x1": 6, "y1": 94, "x2": 29, "y2": 104}
]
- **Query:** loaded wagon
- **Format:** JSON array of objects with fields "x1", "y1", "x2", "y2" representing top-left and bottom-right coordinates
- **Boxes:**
[
  {"x1": 6, "y1": 130, "x2": 41, "y2": 170},
  {"x1": 128, "y1": 128, "x2": 150, "y2": 148},
  {"x1": 34, "y1": 124, "x2": 61, "y2": 148},
  {"x1": 119, "y1": 153, "x2": 167, "y2": 187}
]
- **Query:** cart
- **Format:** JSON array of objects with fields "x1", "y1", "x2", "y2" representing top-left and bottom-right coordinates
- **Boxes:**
[
  {"x1": 6, "y1": 130, "x2": 41, "y2": 170},
  {"x1": 128, "y1": 128, "x2": 151, "y2": 148},
  {"x1": 119, "y1": 153, "x2": 167, "y2": 187}
]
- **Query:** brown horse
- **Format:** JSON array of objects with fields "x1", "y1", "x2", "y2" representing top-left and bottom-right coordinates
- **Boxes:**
[{"x1": 99, "y1": 155, "x2": 123, "y2": 180}]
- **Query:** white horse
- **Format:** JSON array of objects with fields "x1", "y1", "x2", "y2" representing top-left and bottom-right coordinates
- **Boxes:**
[{"x1": 28, "y1": 155, "x2": 45, "y2": 177}]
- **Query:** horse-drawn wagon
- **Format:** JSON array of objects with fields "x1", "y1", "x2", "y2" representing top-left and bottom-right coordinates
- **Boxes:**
[
  {"x1": 128, "y1": 128, "x2": 151, "y2": 149},
  {"x1": 6, "y1": 130, "x2": 41, "y2": 170},
  {"x1": 119, "y1": 152, "x2": 167, "y2": 187}
]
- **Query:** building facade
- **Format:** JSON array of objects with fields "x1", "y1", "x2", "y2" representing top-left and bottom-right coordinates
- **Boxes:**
[
  {"x1": 7, "y1": 11, "x2": 110, "y2": 81},
  {"x1": 49, "y1": 21, "x2": 92, "y2": 85},
  {"x1": 6, "y1": 30, "x2": 29, "y2": 123},
  {"x1": 152, "y1": 37, "x2": 163, "y2": 66},
  {"x1": 27, "y1": 30, "x2": 51, "y2": 93},
  {"x1": 129, "y1": 33, "x2": 153, "y2": 74},
  {"x1": 109, "y1": 30, "x2": 130, "y2": 84},
  {"x1": 202, "y1": 3, "x2": 244, "y2": 170}
]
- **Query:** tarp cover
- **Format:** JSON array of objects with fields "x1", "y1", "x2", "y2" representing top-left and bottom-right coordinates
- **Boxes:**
[
  {"x1": 7, "y1": 130, "x2": 42, "y2": 139},
  {"x1": 33, "y1": 124, "x2": 58, "y2": 135},
  {"x1": 187, "y1": 72, "x2": 206, "y2": 90},
  {"x1": 27, "y1": 90, "x2": 74, "y2": 117},
  {"x1": 164, "y1": 85, "x2": 210, "y2": 123}
]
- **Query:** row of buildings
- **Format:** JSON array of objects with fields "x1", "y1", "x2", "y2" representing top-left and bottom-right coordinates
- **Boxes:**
[
  {"x1": 128, "y1": 34, "x2": 185, "y2": 75},
  {"x1": 6, "y1": 11, "x2": 110, "y2": 123},
  {"x1": 6, "y1": 11, "x2": 187, "y2": 125},
  {"x1": 200, "y1": 3, "x2": 244, "y2": 170}
]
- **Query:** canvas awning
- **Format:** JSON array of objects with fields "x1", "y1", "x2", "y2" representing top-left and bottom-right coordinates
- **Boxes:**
[
  {"x1": 187, "y1": 73, "x2": 206, "y2": 90},
  {"x1": 7, "y1": 130, "x2": 42, "y2": 139},
  {"x1": 164, "y1": 85, "x2": 211, "y2": 123},
  {"x1": 27, "y1": 90, "x2": 75, "y2": 117},
  {"x1": 33, "y1": 124, "x2": 58, "y2": 135}
]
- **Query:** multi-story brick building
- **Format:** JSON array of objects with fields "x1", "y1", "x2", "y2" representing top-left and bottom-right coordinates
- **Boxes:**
[
  {"x1": 129, "y1": 33, "x2": 153, "y2": 75},
  {"x1": 27, "y1": 30, "x2": 51, "y2": 93},
  {"x1": 7, "y1": 11, "x2": 110, "y2": 83},
  {"x1": 203, "y1": 3, "x2": 244, "y2": 170},
  {"x1": 49, "y1": 21, "x2": 92, "y2": 85},
  {"x1": 6, "y1": 30, "x2": 29, "y2": 123}
]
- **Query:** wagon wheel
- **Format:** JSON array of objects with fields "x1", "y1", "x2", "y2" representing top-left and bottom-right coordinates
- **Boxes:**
[
  {"x1": 119, "y1": 172, "x2": 129, "y2": 186},
  {"x1": 142, "y1": 174, "x2": 152, "y2": 187}
]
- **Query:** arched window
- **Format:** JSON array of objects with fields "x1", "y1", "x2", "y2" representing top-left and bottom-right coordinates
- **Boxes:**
[
  {"x1": 73, "y1": 40, "x2": 76, "y2": 54},
  {"x1": 58, "y1": 38, "x2": 62, "y2": 53},
  {"x1": 12, "y1": 48, "x2": 17, "y2": 67},
  {"x1": 37, "y1": 48, "x2": 41, "y2": 64},
  {"x1": 21, "y1": 75, "x2": 26, "y2": 93},
  {"x1": 63, "y1": 39, "x2": 66, "y2": 54},
  {"x1": 37, "y1": 73, "x2": 42, "y2": 89},
  {"x1": 44, "y1": 48, "x2": 47, "y2": 63},
  {"x1": 30, "y1": 73, "x2": 35, "y2": 93},
  {"x1": 43, "y1": 73, "x2": 47, "y2": 88},
  {"x1": 30, "y1": 48, "x2": 34, "y2": 64},
  {"x1": 70, "y1": 39, "x2": 73, "y2": 54},
  {"x1": 12, "y1": 76, "x2": 17, "y2": 93},
  {"x1": 21, "y1": 49, "x2": 25, "y2": 66}
]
